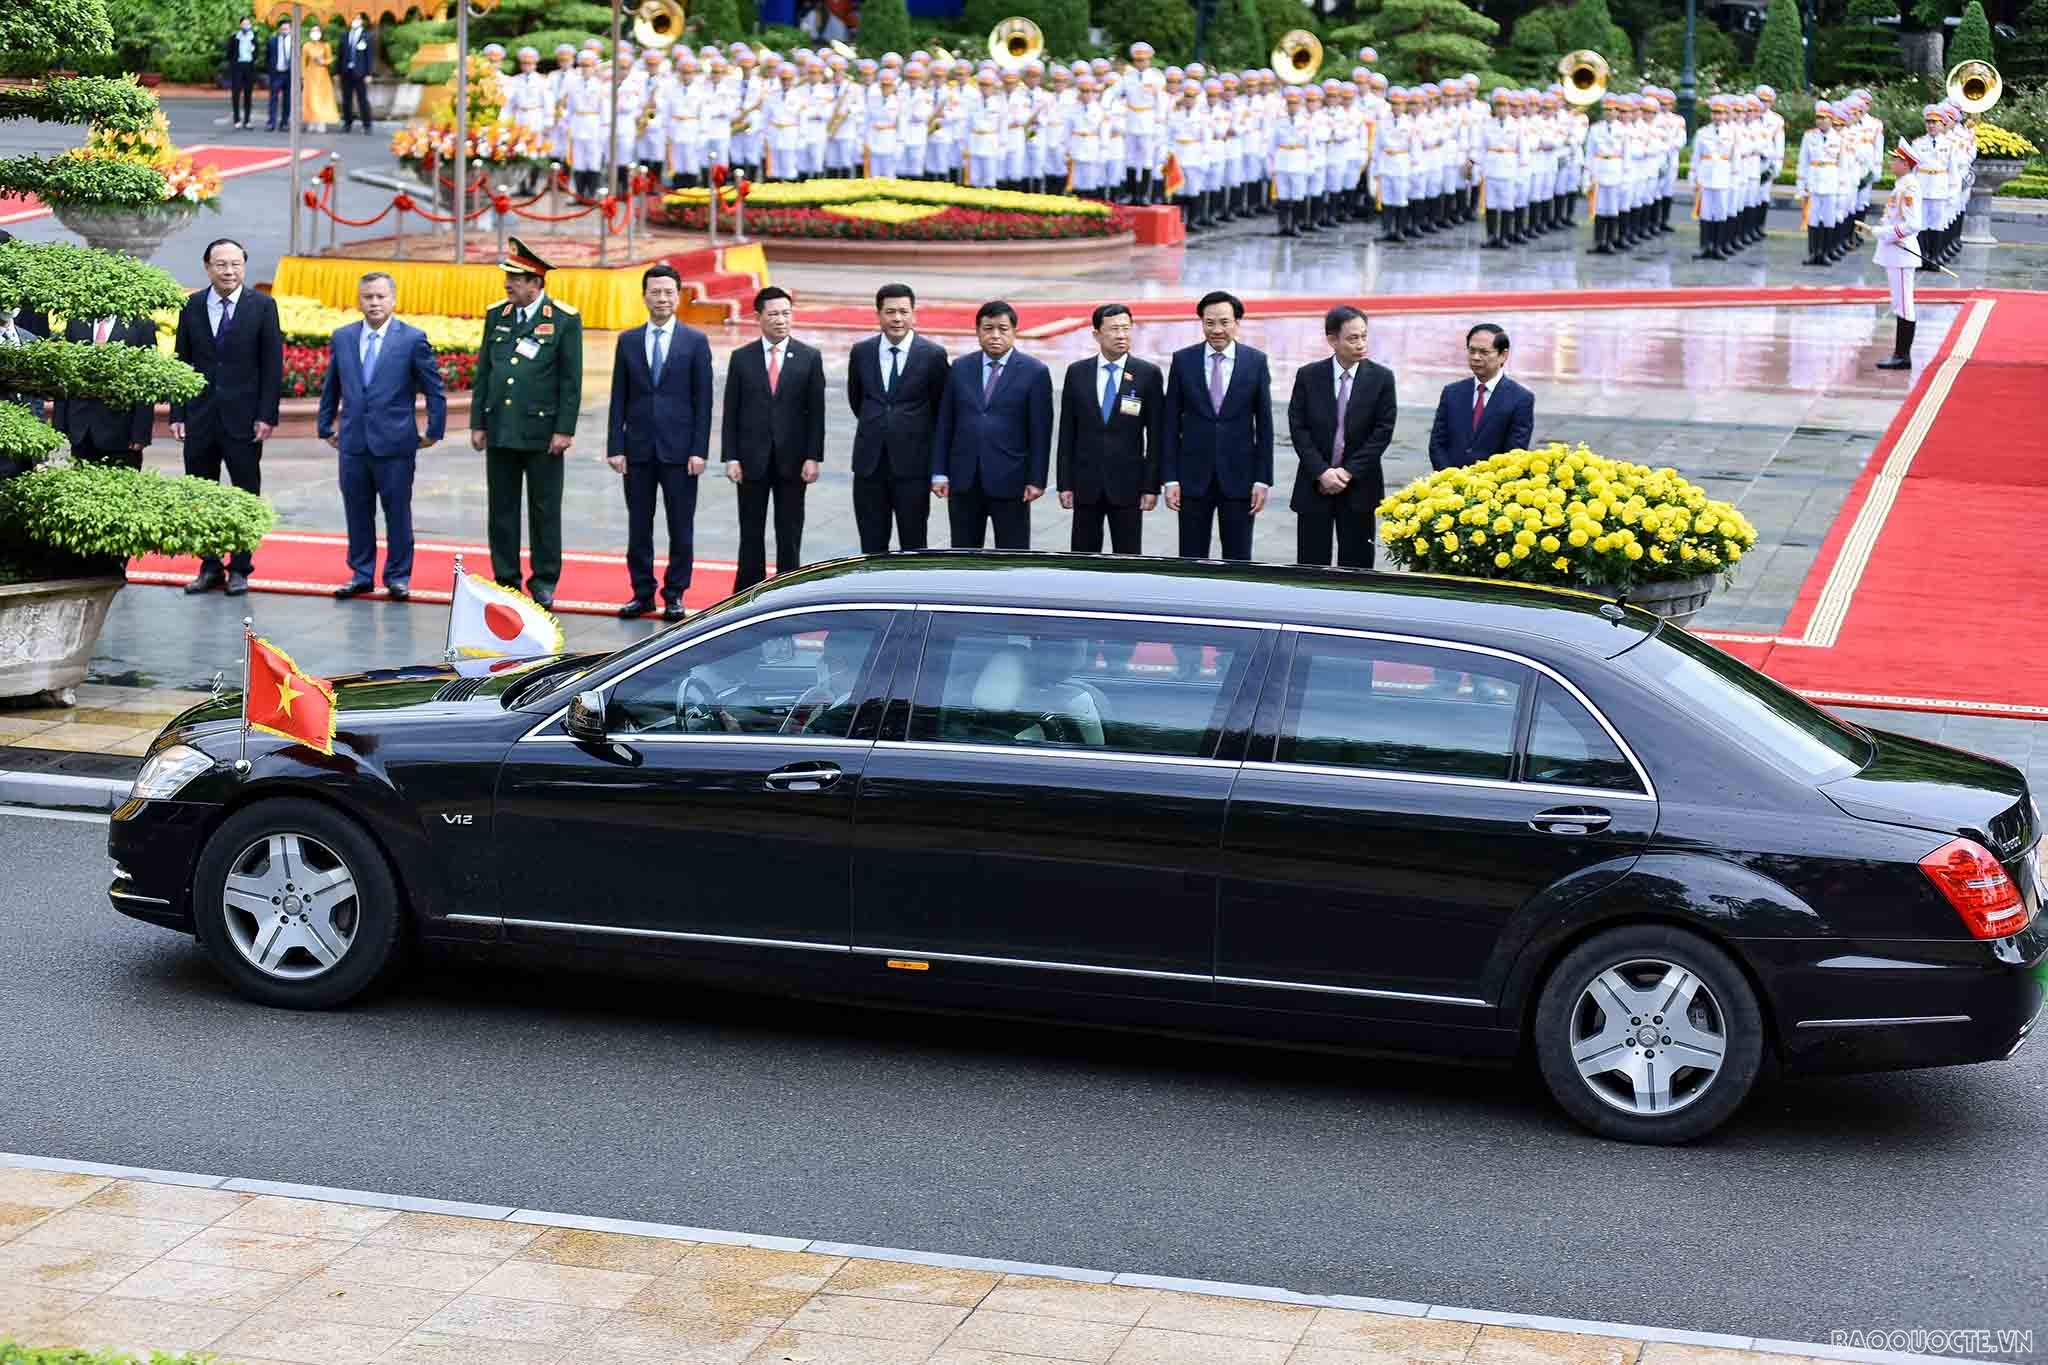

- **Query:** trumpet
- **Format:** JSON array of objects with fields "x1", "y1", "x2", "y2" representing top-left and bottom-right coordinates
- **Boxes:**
[
  {"x1": 989, "y1": 17, "x2": 1042, "y2": 71},
  {"x1": 1271, "y1": 30, "x2": 1322, "y2": 85},
  {"x1": 1947, "y1": 59, "x2": 2001, "y2": 119},
  {"x1": 1558, "y1": 50, "x2": 1608, "y2": 107}
]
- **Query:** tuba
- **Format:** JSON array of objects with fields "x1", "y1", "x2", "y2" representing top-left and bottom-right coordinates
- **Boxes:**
[
  {"x1": 1271, "y1": 30, "x2": 1322, "y2": 85},
  {"x1": 1557, "y1": 49, "x2": 1609, "y2": 107},
  {"x1": 989, "y1": 17, "x2": 1043, "y2": 71},
  {"x1": 632, "y1": 0, "x2": 684, "y2": 48},
  {"x1": 1946, "y1": 59, "x2": 2001, "y2": 119}
]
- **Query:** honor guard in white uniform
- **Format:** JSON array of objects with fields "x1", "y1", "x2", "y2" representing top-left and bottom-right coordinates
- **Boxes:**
[
  {"x1": 504, "y1": 46, "x2": 550, "y2": 136},
  {"x1": 766, "y1": 63, "x2": 804, "y2": 178},
  {"x1": 662, "y1": 52, "x2": 701, "y2": 186},
  {"x1": 1271, "y1": 86, "x2": 1309, "y2": 237},
  {"x1": 1121, "y1": 43, "x2": 1165, "y2": 203},
  {"x1": 634, "y1": 49, "x2": 670, "y2": 176},
  {"x1": 1585, "y1": 93, "x2": 1625, "y2": 253},
  {"x1": 1871, "y1": 142, "x2": 1925, "y2": 369},
  {"x1": 868, "y1": 68, "x2": 904, "y2": 178},
  {"x1": 544, "y1": 45, "x2": 576, "y2": 162},
  {"x1": 1911, "y1": 103, "x2": 1953, "y2": 270},
  {"x1": 1372, "y1": 87, "x2": 1415, "y2": 240},
  {"x1": 728, "y1": 47, "x2": 766, "y2": 181},
  {"x1": 565, "y1": 50, "x2": 607, "y2": 198},
  {"x1": 1480, "y1": 88, "x2": 1520, "y2": 247},
  {"x1": 1797, "y1": 101, "x2": 1847, "y2": 265},
  {"x1": 1689, "y1": 95, "x2": 1736, "y2": 259}
]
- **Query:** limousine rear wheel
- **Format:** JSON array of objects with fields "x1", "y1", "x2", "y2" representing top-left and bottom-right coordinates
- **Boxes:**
[
  {"x1": 1533, "y1": 925, "x2": 1765, "y2": 1144},
  {"x1": 192, "y1": 798, "x2": 402, "y2": 1011}
]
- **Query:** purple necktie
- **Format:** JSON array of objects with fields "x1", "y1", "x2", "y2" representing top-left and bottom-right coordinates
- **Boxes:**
[
  {"x1": 1208, "y1": 349, "x2": 1225, "y2": 411},
  {"x1": 215, "y1": 295, "x2": 234, "y2": 339},
  {"x1": 983, "y1": 359, "x2": 1002, "y2": 402},
  {"x1": 1333, "y1": 367, "x2": 1352, "y2": 462}
]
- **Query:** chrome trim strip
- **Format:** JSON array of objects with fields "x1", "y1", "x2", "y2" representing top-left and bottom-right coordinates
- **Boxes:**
[
  {"x1": 1793, "y1": 1014, "x2": 1972, "y2": 1029},
  {"x1": 444, "y1": 913, "x2": 502, "y2": 927},
  {"x1": 1239, "y1": 760, "x2": 1656, "y2": 803},
  {"x1": 498, "y1": 916, "x2": 851, "y2": 955},
  {"x1": 1216, "y1": 974, "x2": 1490, "y2": 1007},
  {"x1": 917, "y1": 603, "x2": 1280, "y2": 632},
  {"x1": 110, "y1": 891, "x2": 173, "y2": 909},
  {"x1": 850, "y1": 945, "x2": 1212, "y2": 983},
  {"x1": 523, "y1": 735, "x2": 876, "y2": 748},
  {"x1": 875, "y1": 740, "x2": 1233, "y2": 770},
  {"x1": 520, "y1": 601, "x2": 904, "y2": 742},
  {"x1": 1281, "y1": 624, "x2": 1658, "y2": 801}
]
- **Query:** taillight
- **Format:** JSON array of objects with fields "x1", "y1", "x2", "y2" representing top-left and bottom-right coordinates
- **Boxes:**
[{"x1": 1919, "y1": 838, "x2": 2031, "y2": 939}]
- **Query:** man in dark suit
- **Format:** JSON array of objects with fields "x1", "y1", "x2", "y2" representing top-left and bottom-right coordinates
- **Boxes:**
[
  {"x1": 170, "y1": 238, "x2": 283, "y2": 595},
  {"x1": 317, "y1": 271, "x2": 446, "y2": 601},
  {"x1": 1288, "y1": 305, "x2": 1398, "y2": 570},
  {"x1": 53, "y1": 313, "x2": 156, "y2": 468},
  {"x1": 226, "y1": 17, "x2": 259, "y2": 130},
  {"x1": 723, "y1": 286, "x2": 824, "y2": 592},
  {"x1": 1055, "y1": 302, "x2": 1164, "y2": 554},
  {"x1": 1428, "y1": 322, "x2": 1535, "y2": 470},
  {"x1": 338, "y1": 16, "x2": 376, "y2": 133},
  {"x1": 1163, "y1": 290, "x2": 1273, "y2": 561},
  {"x1": 608, "y1": 264, "x2": 712, "y2": 621},
  {"x1": 846, "y1": 283, "x2": 948, "y2": 554},
  {"x1": 931, "y1": 300, "x2": 1054, "y2": 550},
  {"x1": 264, "y1": 20, "x2": 294, "y2": 132}
]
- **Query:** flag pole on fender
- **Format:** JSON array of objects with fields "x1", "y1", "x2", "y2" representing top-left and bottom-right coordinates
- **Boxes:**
[
  {"x1": 236, "y1": 616, "x2": 254, "y2": 775},
  {"x1": 445, "y1": 552, "x2": 463, "y2": 662}
]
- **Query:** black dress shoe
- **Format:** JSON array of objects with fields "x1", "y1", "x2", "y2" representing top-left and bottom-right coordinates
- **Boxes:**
[
  {"x1": 184, "y1": 571, "x2": 224, "y2": 595},
  {"x1": 333, "y1": 581, "x2": 373, "y2": 599},
  {"x1": 224, "y1": 572, "x2": 250, "y2": 596},
  {"x1": 385, "y1": 584, "x2": 410, "y2": 601},
  {"x1": 618, "y1": 597, "x2": 655, "y2": 618},
  {"x1": 662, "y1": 602, "x2": 686, "y2": 623},
  {"x1": 531, "y1": 592, "x2": 554, "y2": 610}
]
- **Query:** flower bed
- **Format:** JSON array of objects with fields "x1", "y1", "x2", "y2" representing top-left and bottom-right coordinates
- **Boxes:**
[
  {"x1": 1377, "y1": 444, "x2": 1757, "y2": 589},
  {"x1": 1975, "y1": 123, "x2": 2040, "y2": 159},
  {"x1": 658, "y1": 201, "x2": 1129, "y2": 241},
  {"x1": 271, "y1": 295, "x2": 485, "y2": 353},
  {"x1": 665, "y1": 176, "x2": 1116, "y2": 218},
  {"x1": 281, "y1": 343, "x2": 479, "y2": 399}
]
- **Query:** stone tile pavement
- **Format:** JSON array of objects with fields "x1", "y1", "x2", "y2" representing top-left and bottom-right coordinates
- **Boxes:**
[
  {"x1": 0, "y1": 1159, "x2": 1918, "y2": 1365},
  {"x1": 0, "y1": 683, "x2": 210, "y2": 759}
]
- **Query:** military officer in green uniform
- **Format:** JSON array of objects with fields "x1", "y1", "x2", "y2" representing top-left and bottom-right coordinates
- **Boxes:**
[{"x1": 469, "y1": 235, "x2": 583, "y2": 608}]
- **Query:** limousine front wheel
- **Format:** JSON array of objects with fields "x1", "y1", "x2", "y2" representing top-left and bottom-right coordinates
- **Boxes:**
[
  {"x1": 1533, "y1": 925, "x2": 1765, "y2": 1144},
  {"x1": 192, "y1": 799, "x2": 403, "y2": 1011}
]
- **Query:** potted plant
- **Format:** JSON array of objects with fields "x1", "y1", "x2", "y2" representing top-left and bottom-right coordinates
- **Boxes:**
[
  {"x1": 0, "y1": 11, "x2": 273, "y2": 706},
  {"x1": 1375, "y1": 443, "x2": 1758, "y2": 626}
]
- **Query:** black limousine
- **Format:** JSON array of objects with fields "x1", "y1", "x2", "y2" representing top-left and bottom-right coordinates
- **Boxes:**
[{"x1": 111, "y1": 554, "x2": 2042, "y2": 1143}]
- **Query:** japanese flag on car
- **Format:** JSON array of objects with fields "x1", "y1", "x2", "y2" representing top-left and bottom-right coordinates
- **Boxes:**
[{"x1": 447, "y1": 572, "x2": 564, "y2": 659}]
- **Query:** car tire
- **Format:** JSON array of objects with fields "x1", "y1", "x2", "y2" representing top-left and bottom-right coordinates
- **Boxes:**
[
  {"x1": 191, "y1": 798, "x2": 404, "y2": 1010},
  {"x1": 1532, "y1": 924, "x2": 1766, "y2": 1144}
]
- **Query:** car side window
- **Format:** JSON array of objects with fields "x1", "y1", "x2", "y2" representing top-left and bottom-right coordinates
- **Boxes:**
[
  {"x1": 1277, "y1": 635, "x2": 1526, "y2": 781},
  {"x1": 1524, "y1": 677, "x2": 1641, "y2": 792},
  {"x1": 605, "y1": 612, "x2": 887, "y2": 738},
  {"x1": 909, "y1": 614, "x2": 1257, "y2": 758}
]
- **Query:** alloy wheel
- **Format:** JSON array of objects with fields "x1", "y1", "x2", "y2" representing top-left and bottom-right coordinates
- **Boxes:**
[
  {"x1": 220, "y1": 832, "x2": 360, "y2": 980},
  {"x1": 1568, "y1": 958, "x2": 1728, "y2": 1116}
]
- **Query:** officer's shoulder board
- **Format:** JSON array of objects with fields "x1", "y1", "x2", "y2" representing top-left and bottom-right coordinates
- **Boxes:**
[{"x1": 550, "y1": 299, "x2": 579, "y2": 317}]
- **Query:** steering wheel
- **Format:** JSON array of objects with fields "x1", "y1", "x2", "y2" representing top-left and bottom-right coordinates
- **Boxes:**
[{"x1": 675, "y1": 674, "x2": 719, "y2": 733}]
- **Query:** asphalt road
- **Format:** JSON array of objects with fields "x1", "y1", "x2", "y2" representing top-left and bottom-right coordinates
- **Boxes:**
[{"x1": 3, "y1": 809, "x2": 2044, "y2": 1355}]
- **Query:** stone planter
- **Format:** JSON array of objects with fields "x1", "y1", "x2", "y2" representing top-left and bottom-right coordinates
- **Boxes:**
[
  {"x1": 1962, "y1": 157, "x2": 2026, "y2": 245},
  {"x1": 49, "y1": 201, "x2": 201, "y2": 261},
  {"x1": 0, "y1": 576, "x2": 125, "y2": 705},
  {"x1": 1591, "y1": 572, "x2": 1720, "y2": 628}
]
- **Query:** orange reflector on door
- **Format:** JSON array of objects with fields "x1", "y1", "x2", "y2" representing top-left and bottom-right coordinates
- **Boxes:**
[{"x1": 886, "y1": 959, "x2": 931, "y2": 971}]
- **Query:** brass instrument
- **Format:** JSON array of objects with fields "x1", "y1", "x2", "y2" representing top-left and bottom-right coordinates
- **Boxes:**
[
  {"x1": 1947, "y1": 59, "x2": 2001, "y2": 119},
  {"x1": 1270, "y1": 30, "x2": 1322, "y2": 85},
  {"x1": 931, "y1": 45, "x2": 954, "y2": 63},
  {"x1": 632, "y1": 0, "x2": 684, "y2": 49},
  {"x1": 1558, "y1": 50, "x2": 1608, "y2": 107},
  {"x1": 826, "y1": 82, "x2": 857, "y2": 137},
  {"x1": 989, "y1": 17, "x2": 1042, "y2": 71},
  {"x1": 829, "y1": 38, "x2": 858, "y2": 60},
  {"x1": 730, "y1": 89, "x2": 762, "y2": 132}
]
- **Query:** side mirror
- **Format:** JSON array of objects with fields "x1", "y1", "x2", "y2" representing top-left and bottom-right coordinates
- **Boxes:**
[{"x1": 565, "y1": 689, "x2": 607, "y2": 742}]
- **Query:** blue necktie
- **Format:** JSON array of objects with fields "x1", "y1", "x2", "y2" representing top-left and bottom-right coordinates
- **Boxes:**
[
  {"x1": 651, "y1": 327, "x2": 667, "y2": 385},
  {"x1": 1100, "y1": 362, "x2": 1119, "y2": 423},
  {"x1": 885, "y1": 345, "x2": 900, "y2": 393},
  {"x1": 362, "y1": 329, "x2": 381, "y2": 380}
]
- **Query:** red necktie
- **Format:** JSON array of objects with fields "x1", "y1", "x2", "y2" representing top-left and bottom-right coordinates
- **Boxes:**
[
  {"x1": 1472, "y1": 381, "x2": 1487, "y2": 434},
  {"x1": 93, "y1": 318, "x2": 111, "y2": 346},
  {"x1": 767, "y1": 344, "x2": 781, "y2": 395}
]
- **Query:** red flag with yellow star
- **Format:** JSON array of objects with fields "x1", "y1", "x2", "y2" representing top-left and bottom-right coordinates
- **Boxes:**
[{"x1": 244, "y1": 635, "x2": 336, "y2": 756}]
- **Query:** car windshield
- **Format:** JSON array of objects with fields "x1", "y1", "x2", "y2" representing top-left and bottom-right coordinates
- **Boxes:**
[{"x1": 1620, "y1": 627, "x2": 1870, "y2": 782}]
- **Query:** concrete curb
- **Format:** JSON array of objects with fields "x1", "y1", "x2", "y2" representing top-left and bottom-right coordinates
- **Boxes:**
[
  {"x1": 0, "y1": 1150, "x2": 2006, "y2": 1365},
  {"x1": 0, "y1": 769, "x2": 129, "y2": 813}
]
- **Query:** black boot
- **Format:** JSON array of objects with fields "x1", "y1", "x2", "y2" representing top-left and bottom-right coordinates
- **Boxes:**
[
  {"x1": 1273, "y1": 200, "x2": 1292, "y2": 237},
  {"x1": 1661, "y1": 196, "x2": 1676, "y2": 233},
  {"x1": 1319, "y1": 193, "x2": 1336, "y2": 229},
  {"x1": 1482, "y1": 210, "x2": 1504, "y2": 248},
  {"x1": 1803, "y1": 226, "x2": 1825, "y2": 265},
  {"x1": 1694, "y1": 221, "x2": 1717, "y2": 259},
  {"x1": 1876, "y1": 318, "x2": 1916, "y2": 369},
  {"x1": 1378, "y1": 204, "x2": 1402, "y2": 243},
  {"x1": 1588, "y1": 216, "x2": 1612, "y2": 254}
]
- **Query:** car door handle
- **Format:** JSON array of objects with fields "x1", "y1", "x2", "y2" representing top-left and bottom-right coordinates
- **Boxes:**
[
  {"x1": 1530, "y1": 807, "x2": 1612, "y2": 835},
  {"x1": 765, "y1": 762, "x2": 842, "y2": 793}
]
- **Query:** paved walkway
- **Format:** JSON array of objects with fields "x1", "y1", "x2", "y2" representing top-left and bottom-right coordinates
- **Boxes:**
[{"x1": 0, "y1": 1156, "x2": 1952, "y2": 1365}]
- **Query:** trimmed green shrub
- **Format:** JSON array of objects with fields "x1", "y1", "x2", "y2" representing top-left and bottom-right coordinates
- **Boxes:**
[
  {"x1": 692, "y1": 0, "x2": 745, "y2": 46},
  {"x1": 0, "y1": 342, "x2": 206, "y2": 410},
  {"x1": 1948, "y1": 0, "x2": 1996, "y2": 63},
  {"x1": 0, "y1": 77, "x2": 156, "y2": 132},
  {"x1": 1102, "y1": 0, "x2": 1197, "y2": 64},
  {"x1": 0, "y1": 243, "x2": 187, "y2": 331},
  {"x1": 2009, "y1": 0, "x2": 2048, "y2": 80},
  {"x1": 1376, "y1": 0, "x2": 1498, "y2": 81},
  {"x1": 859, "y1": 0, "x2": 917, "y2": 54},
  {"x1": 1560, "y1": 0, "x2": 1631, "y2": 72},
  {"x1": 1038, "y1": 0, "x2": 1092, "y2": 59},
  {"x1": 1646, "y1": 18, "x2": 1738, "y2": 70},
  {"x1": 383, "y1": 18, "x2": 455, "y2": 72},
  {"x1": 0, "y1": 402, "x2": 64, "y2": 466},
  {"x1": 1506, "y1": 7, "x2": 1567, "y2": 80},
  {"x1": 0, "y1": 156, "x2": 165, "y2": 209},
  {"x1": 1820, "y1": 0, "x2": 1905, "y2": 84},
  {"x1": 0, "y1": 0, "x2": 114, "y2": 66},
  {"x1": 1751, "y1": 0, "x2": 1806, "y2": 91},
  {"x1": 0, "y1": 462, "x2": 273, "y2": 562}
]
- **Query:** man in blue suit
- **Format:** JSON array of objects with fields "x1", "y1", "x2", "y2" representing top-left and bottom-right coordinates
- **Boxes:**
[
  {"x1": 931, "y1": 300, "x2": 1054, "y2": 550},
  {"x1": 608, "y1": 264, "x2": 713, "y2": 621},
  {"x1": 1163, "y1": 290, "x2": 1274, "y2": 560},
  {"x1": 264, "y1": 19, "x2": 294, "y2": 132},
  {"x1": 318, "y1": 271, "x2": 447, "y2": 600},
  {"x1": 1427, "y1": 322, "x2": 1536, "y2": 470},
  {"x1": 337, "y1": 15, "x2": 376, "y2": 134}
]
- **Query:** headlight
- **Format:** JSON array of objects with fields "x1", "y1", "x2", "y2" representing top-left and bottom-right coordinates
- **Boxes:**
[{"x1": 130, "y1": 744, "x2": 215, "y2": 801}]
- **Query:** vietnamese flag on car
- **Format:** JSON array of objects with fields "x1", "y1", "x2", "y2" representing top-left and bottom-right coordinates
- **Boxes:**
[{"x1": 245, "y1": 635, "x2": 337, "y2": 756}]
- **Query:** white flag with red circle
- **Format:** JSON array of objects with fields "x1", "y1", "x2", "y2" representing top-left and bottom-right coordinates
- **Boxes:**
[{"x1": 447, "y1": 572, "x2": 564, "y2": 658}]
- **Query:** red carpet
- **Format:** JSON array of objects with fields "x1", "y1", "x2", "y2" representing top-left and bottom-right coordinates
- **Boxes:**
[
  {"x1": 793, "y1": 285, "x2": 1979, "y2": 337},
  {"x1": 130, "y1": 531, "x2": 741, "y2": 617},
  {"x1": 1697, "y1": 290, "x2": 2048, "y2": 720},
  {"x1": 0, "y1": 146, "x2": 324, "y2": 226}
]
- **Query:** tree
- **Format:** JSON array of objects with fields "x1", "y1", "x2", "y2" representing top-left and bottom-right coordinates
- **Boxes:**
[
  {"x1": 1038, "y1": 0, "x2": 1092, "y2": 58},
  {"x1": 1208, "y1": 0, "x2": 1273, "y2": 71},
  {"x1": 1751, "y1": 0, "x2": 1806, "y2": 91},
  {"x1": 1947, "y1": 0, "x2": 1997, "y2": 63},
  {"x1": 1375, "y1": 0, "x2": 1499, "y2": 82},
  {"x1": 857, "y1": 0, "x2": 915, "y2": 56},
  {"x1": 1559, "y1": 0, "x2": 1631, "y2": 70},
  {"x1": 1646, "y1": 17, "x2": 1739, "y2": 70},
  {"x1": 691, "y1": 0, "x2": 744, "y2": 45},
  {"x1": 1103, "y1": 0, "x2": 1197, "y2": 64},
  {"x1": 2009, "y1": 0, "x2": 2048, "y2": 79},
  {"x1": 1820, "y1": 0, "x2": 1906, "y2": 83},
  {"x1": 1506, "y1": 7, "x2": 1567, "y2": 80}
]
